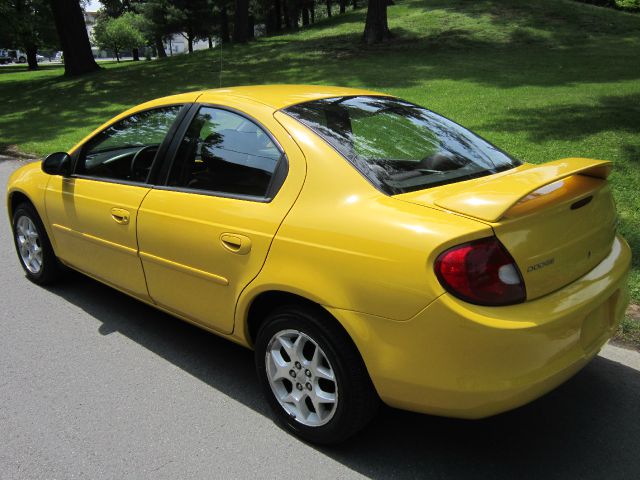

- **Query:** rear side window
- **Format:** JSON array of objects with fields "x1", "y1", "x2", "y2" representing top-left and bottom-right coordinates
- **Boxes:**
[
  {"x1": 167, "y1": 106, "x2": 282, "y2": 199},
  {"x1": 284, "y1": 96, "x2": 520, "y2": 195}
]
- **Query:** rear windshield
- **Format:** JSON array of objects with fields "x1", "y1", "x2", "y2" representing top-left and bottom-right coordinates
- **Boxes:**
[{"x1": 283, "y1": 96, "x2": 520, "y2": 195}]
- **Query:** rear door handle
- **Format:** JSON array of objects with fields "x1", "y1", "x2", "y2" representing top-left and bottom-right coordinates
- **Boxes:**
[
  {"x1": 220, "y1": 233, "x2": 252, "y2": 255},
  {"x1": 111, "y1": 208, "x2": 130, "y2": 225}
]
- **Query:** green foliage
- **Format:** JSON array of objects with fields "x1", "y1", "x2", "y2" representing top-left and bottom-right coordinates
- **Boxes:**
[
  {"x1": 135, "y1": 0, "x2": 181, "y2": 41},
  {"x1": 616, "y1": 0, "x2": 640, "y2": 11},
  {"x1": 92, "y1": 11, "x2": 147, "y2": 60},
  {"x1": 614, "y1": 314, "x2": 640, "y2": 349},
  {"x1": 1, "y1": 0, "x2": 640, "y2": 301},
  {"x1": 169, "y1": 0, "x2": 217, "y2": 41},
  {"x1": 0, "y1": 0, "x2": 58, "y2": 51},
  {"x1": 574, "y1": 0, "x2": 640, "y2": 11}
]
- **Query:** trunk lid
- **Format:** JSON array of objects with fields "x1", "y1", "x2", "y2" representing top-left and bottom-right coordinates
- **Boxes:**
[{"x1": 395, "y1": 158, "x2": 618, "y2": 300}]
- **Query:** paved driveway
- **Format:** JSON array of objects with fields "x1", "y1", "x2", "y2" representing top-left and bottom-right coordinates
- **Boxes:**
[{"x1": 1, "y1": 159, "x2": 639, "y2": 479}]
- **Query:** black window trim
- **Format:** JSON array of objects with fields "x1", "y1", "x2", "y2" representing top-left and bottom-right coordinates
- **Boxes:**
[
  {"x1": 69, "y1": 103, "x2": 191, "y2": 188},
  {"x1": 155, "y1": 102, "x2": 290, "y2": 204}
]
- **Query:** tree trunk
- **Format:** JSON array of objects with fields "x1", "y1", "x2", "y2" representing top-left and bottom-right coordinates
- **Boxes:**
[
  {"x1": 339, "y1": 0, "x2": 346, "y2": 14},
  {"x1": 155, "y1": 35, "x2": 167, "y2": 58},
  {"x1": 310, "y1": 7, "x2": 315, "y2": 23},
  {"x1": 234, "y1": 0, "x2": 249, "y2": 43},
  {"x1": 283, "y1": 0, "x2": 291, "y2": 29},
  {"x1": 274, "y1": 0, "x2": 282, "y2": 30},
  {"x1": 326, "y1": 0, "x2": 332, "y2": 17},
  {"x1": 208, "y1": 36, "x2": 213, "y2": 48},
  {"x1": 302, "y1": 5, "x2": 310, "y2": 26},
  {"x1": 287, "y1": 0, "x2": 299, "y2": 29},
  {"x1": 353, "y1": 0, "x2": 359, "y2": 9},
  {"x1": 26, "y1": 44, "x2": 38, "y2": 70},
  {"x1": 220, "y1": 7, "x2": 230, "y2": 43},
  {"x1": 363, "y1": 0, "x2": 391, "y2": 44},
  {"x1": 248, "y1": 14, "x2": 255, "y2": 39},
  {"x1": 49, "y1": 0, "x2": 100, "y2": 76},
  {"x1": 115, "y1": 48, "x2": 120, "y2": 62},
  {"x1": 132, "y1": 47, "x2": 140, "y2": 61}
]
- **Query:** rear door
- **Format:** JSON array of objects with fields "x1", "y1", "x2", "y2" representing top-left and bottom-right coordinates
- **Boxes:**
[
  {"x1": 137, "y1": 102, "x2": 306, "y2": 334},
  {"x1": 45, "y1": 105, "x2": 185, "y2": 298}
]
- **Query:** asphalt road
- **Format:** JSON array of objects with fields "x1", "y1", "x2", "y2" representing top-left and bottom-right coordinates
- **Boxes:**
[{"x1": 1, "y1": 159, "x2": 640, "y2": 479}]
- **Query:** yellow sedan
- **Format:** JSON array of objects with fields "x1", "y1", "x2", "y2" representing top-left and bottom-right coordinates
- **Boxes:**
[{"x1": 6, "y1": 85, "x2": 631, "y2": 444}]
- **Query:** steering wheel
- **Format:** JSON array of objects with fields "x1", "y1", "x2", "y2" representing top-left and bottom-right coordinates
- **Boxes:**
[{"x1": 130, "y1": 145, "x2": 158, "y2": 182}]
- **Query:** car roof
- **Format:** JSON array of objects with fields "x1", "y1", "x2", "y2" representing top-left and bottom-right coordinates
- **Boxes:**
[{"x1": 195, "y1": 85, "x2": 389, "y2": 110}]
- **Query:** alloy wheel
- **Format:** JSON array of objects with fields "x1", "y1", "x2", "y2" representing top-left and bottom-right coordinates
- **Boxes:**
[{"x1": 265, "y1": 329, "x2": 338, "y2": 427}]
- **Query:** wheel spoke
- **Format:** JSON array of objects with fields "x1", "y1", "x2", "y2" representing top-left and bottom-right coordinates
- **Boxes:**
[
  {"x1": 291, "y1": 333, "x2": 307, "y2": 361},
  {"x1": 276, "y1": 335, "x2": 295, "y2": 359},
  {"x1": 316, "y1": 365, "x2": 335, "y2": 381},
  {"x1": 268, "y1": 349, "x2": 291, "y2": 381},
  {"x1": 315, "y1": 388, "x2": 336, "y2": 404}
]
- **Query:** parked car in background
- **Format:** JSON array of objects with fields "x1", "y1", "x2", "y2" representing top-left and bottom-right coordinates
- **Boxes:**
[
  {"x1": 0, "y1": 49, "x2": 12, "y2": 64},
  {"x1": 8, "y1": 49, "x2": 27, "y2": 63}
]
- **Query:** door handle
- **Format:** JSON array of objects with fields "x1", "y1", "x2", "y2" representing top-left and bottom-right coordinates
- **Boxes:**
[
  {"x1": 220, "y1": 233, "x2": 252, "y2": 255},
  {"x1": 111, "y1": 208, "x2": 130, "y2": 225}
]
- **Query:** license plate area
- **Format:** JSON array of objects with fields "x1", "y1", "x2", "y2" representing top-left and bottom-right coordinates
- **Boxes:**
[{"x1": 580, "y1": 296, "x2": 614, "y2": 351}]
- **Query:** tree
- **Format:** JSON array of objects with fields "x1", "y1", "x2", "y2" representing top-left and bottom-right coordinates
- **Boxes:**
[
  {"x1": 363, "y1": 0, "x2": 391, "y2": 45},
  {"x1": 234, "y1": 0, "x2": 249, "y2": 42},
  {"x1": 135, "y1": 0, "x2": 179, "y2": 57},
  {"x1": 170, "y1": 0, "x2": 215, "y2": 52},
  {"x1": 49, "y1": 0, "x2": 100, "y2": 75},
  {"x1": 219, "y1": 2, "x2": 230, "y2": 42},
  {"x1": 0, "y1": 0, "x2": 58, "y2": 70},
  {"x1": 98, "y1": 1, "x2": 146, "y2": 59},
  {"x1": 93, "y1": 11, "x2": 146, "y2": 61}
]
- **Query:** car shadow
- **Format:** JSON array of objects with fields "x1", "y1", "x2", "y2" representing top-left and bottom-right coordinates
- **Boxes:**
[{"x1": 46, "y1": 272, "x2": 640, "y2": 480}]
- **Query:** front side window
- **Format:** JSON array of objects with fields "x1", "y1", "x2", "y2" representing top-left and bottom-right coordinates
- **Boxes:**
[
  {"x1": 167, "y1": 107, "x2": 282, "y2": 198},
  {"x1": 77, "y1": 105, "x2": 182, "y2": 182},
  {"x1": 284, "y1": 96, "x2": 520, "y2": 195}
]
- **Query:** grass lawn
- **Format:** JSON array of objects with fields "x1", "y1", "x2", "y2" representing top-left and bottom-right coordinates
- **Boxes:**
[{"x1": 1, "y1": 0, "x2": 639, "y2": 324}]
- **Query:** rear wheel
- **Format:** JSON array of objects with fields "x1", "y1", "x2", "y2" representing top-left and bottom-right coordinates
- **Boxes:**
[
  {"x1": 255, "y1": 304, "x2": 379, "y2": 444},
  {"x1": 12, "y1": 203, "x2": 62, "y2": 285}
]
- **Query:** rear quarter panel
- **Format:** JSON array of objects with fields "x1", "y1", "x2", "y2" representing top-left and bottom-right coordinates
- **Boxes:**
[{"x1": 235, "y1": 112, "x2": 493, "y2": 337}]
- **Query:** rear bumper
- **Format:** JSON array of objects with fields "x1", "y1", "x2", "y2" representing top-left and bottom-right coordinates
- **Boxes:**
[{"x1": 330, "y1": 235, "x2": 631, "y2": 418}]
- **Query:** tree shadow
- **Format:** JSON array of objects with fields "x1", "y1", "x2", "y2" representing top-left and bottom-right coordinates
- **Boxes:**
[
  {"x1": 44, "y1": 271, "x2": 640, "y2": 479},
  {"x1": 1, "y1": 0, "x2": 639, "y2": 155},
  {"x1": 0, "y1": 63, "x2": 65, "y2": 75},
  {"x1": 482, "y1": 92, "x2": 640, "y2": 142}
]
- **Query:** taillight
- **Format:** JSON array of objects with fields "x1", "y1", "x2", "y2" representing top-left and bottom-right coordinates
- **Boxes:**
[{"x1": 435, "y1": 237, "x2": 526, "y2": 306}]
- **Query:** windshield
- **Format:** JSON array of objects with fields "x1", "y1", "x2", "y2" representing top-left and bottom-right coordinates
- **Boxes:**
[{"x1": 283, "y1": 96, "x2": 520, "y2": 195}]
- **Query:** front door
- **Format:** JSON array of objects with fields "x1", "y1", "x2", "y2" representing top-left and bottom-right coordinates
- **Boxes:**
[
  {"x1": 137, "y1": 104, "x2": 304, "y2": 333},
  {"x1": 45, "y1": 105, "x2": 184, "y2": 298}
]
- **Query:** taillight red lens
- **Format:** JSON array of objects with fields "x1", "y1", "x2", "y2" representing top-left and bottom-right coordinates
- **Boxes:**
[{"x1": 435, "y1": 237, "x2": 526, "y2": 306}]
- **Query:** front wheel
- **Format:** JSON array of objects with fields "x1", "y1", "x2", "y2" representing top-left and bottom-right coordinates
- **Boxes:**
[
  {"x1": 12, "y1": 203, "x2": 62, "y2": 285},
  {"x1": 255, "y1": 304, "x2": 379, "y2": 444}
]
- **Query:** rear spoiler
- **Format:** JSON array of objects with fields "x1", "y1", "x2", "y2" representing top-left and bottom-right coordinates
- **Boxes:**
[{"x1": 433, "y1": 158, "x2": 612, "y2": 222}]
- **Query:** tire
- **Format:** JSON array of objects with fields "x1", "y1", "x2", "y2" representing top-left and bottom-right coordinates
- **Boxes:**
[
  {"x1": 255, "y1": 304, "x2": 379, "y2": 444},
  {"x1": 12, "y1": 202, "x2": 62, "y2": 285}
]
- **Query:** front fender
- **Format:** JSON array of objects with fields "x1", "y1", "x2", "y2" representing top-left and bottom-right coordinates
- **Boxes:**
[{"x1": 6, "y1": 161, "x2": 55, "y2": 248}]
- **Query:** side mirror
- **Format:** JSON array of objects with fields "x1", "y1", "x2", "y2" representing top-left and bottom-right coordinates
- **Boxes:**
[{"x1": 42, "y1": 152, "x2": 72, "y2": 177}]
